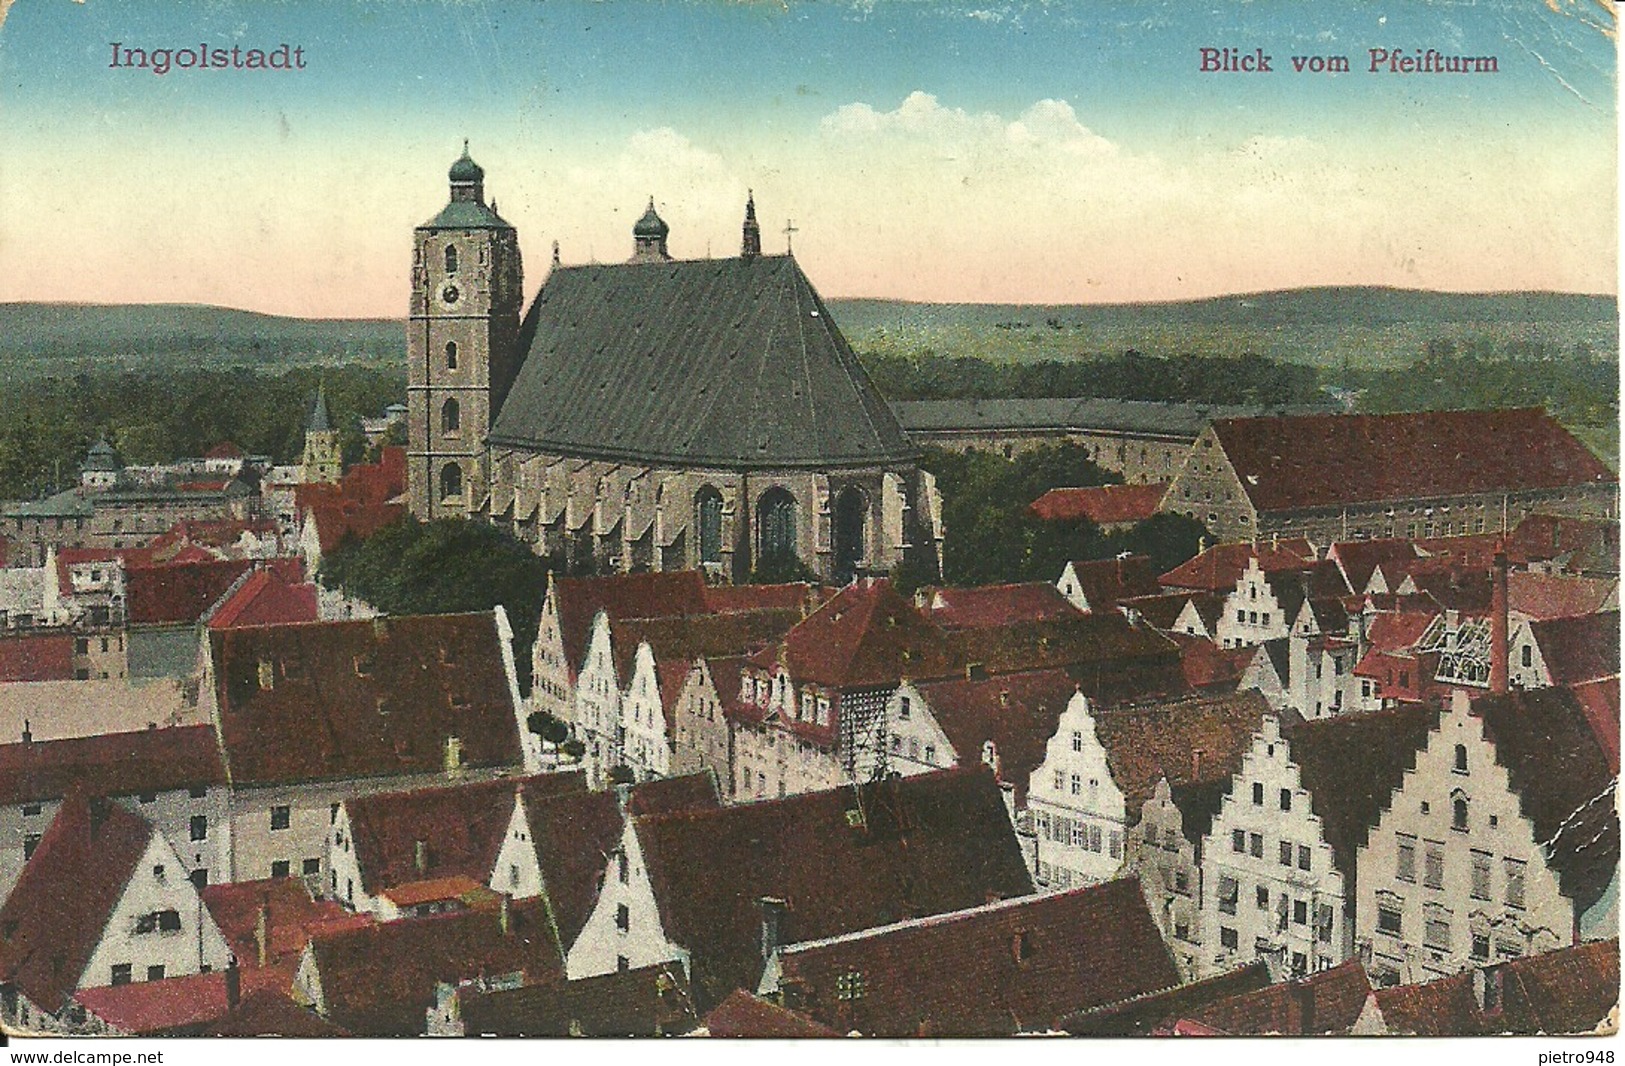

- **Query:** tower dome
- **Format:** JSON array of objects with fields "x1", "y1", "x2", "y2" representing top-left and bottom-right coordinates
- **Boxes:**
[
  {"x1": 630, "y1": 198, "x2": 671, "y2": 262},
  {"x1": 633, "y1": 198, "x2": 669, "y2": 238},
  {"x1": 449, "y1": 142, "x2": 485, "y2": 184}
]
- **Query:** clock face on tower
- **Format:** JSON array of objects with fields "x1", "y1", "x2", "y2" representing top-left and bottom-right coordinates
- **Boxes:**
[{"x1": 440, "y1": 282, "x2": 461, "y2": 306}]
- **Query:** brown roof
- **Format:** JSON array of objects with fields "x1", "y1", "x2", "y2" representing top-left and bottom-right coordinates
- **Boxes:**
[
  {"x1": 1285, "y1": 705, "x2": 1439, "y2": 884},
  {"x1": 0, "y1": 635, "x2": 74, "y2": 683},
  {"x1": 1473, "y1": 689, "x2": 1619, "y2": 910},
  {"x1": 1029, "y1": 482, "x2": 1168, "y2": 525},
  {"x1": 927, "y1": 582, "x2": 1084, "y2": 629},
  {"x1": 1213, "y1": 408, "x2": 1614, "y2": 513},
  {"x1": 1373, "y1": 939, "x2": 1619, "y2": 1036},
  {"x1": 1092, "y1": 691, "x2": 1274, "y2": 838},
  {"x1": 0, "y1": 793, "x2": 155, "y2": 1012},
  {"x1": 1060, "y1": 555, "x2": 1163, "y2": 611},
  {"x1": 1159, "y1": 538, "x2": 1317, "y2": 592},
  {"x1": 1170, "y1": 633, "x2": 1256, "y2": 692},
  {"x1": 613, "y1": 608, "x2": 803, "y2": 685},
  {"x1": 1062, "y1": 960, "x2": 1272, "y2": 1036},
  {"x1": 516, "y1": 780, "x2": 625, "y2": 948},
  {"x1": 206, "y1": 564, "x2": 319, "y2": 629},
  {"x1": 554, "y1": 570, "x2": 710, "y2": 679},
  {"x1": 1510, "y1": 513, "x2": 1620, "y2": 576},
  {"x1": 1328, "y1": 538, "x2": 1425, "y2": 594},
  {"x1": 74, "y1": 969, "x2": 232, "y2": 1035},
  {"x1": 1570, "y1": 678, "x2": 1620, "y2": 774},
  {"x1": 196, "y1": 989, "x2": 352, "y2": 1037},
  {"x1": 0, "y1": 725, "x2": 224, "y2": 806},
  {"x1": 702, "y1": 582, "x2": 826, "y2": 615},
  {"x1": 704, "y1": 988, "x2": 843, "y2": 1038},
  {"x1": 624, "y1": 770, "x2": 722, "y2": 817},
  {"x1": 1119, "y1": 590, "x2": 1206, "y2": 631},
  {"x1": 1177, "y1": 959, "x2": 1373, "y2": 1035},
  {"x1": 201, "y1": 877, "x2": 364, "y2": 978},
  {"x1": 344, "y1": 774, "x2": 578, "y2": 898},
  {"x1": 304, "y1": 897, "x2": 562, "y2": 1036},
  {"x1": 751, "y1": 580, "x2": 959, "y2": 690},
  {"x1": 1364, "y1": 609, "x2": 1438, "y2": 653},
  {"x1": 635, "y1": 768, "x2": 1034, "y2": 1010},
  {"x1": 913, "y1": 669, "x2": 1077, "y2": 806},
  {"x1": 1509, "y1": 571, "x2": 1617, "y2": 621},
  {"x1": 456, "y1": 962, "x2": 698, "y2": 1036},
  {"x1": 776, "y1": 879, "x2": 1180, "y2": 1037},
  {"x1": 209, "y1": 612, "x2": 524, "y2": 787},
  {"x1": 1530, "y1": 610, "x2": 1620, "y2": 684},
  {"x1": 947, "y1": 614, "x2": 1187, "y2": 705},
  {"x1": 125, "y1": 557, "x2": 257, "y2": 626}
]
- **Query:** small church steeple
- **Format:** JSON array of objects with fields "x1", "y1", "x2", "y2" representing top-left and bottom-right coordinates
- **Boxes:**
[
  {"x1": 302, "y1": 384, "x2": 341, "y2": 484},
  {"x1": 741, "y1": 191, "x2": 761, "y2": 259},
  {"x1": 448, "y1": 140, "x2": 486, "y2": 205},
  {"x1": 631, "y1": 198, "x2": 671, "y2": 263}
]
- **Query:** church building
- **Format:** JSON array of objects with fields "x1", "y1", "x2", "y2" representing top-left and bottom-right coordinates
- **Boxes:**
[{"x1": 407, "y1": 146, "x2": 941, "y2": 584}]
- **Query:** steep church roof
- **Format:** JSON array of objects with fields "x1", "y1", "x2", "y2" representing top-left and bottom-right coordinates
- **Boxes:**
[{"x1": 491, "y1": 254, "x2": 919, "y2": 469}]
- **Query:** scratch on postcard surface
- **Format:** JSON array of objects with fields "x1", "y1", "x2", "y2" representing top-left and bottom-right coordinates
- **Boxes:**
[
  {"x1": 1541, "y1": 0, "x2": 1618, "y2": 39},
  {"x1": 1506, "y1": 34, "x2": 1599, "y2": 106}
]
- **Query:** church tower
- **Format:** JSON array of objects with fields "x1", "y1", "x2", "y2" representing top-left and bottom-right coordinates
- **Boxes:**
[
  {"x1": 408, "y1": 142, "x2": 524, "y2": 520},
  {"x1": 301, "y1": 385, "x2": 342, "y2": 484}
]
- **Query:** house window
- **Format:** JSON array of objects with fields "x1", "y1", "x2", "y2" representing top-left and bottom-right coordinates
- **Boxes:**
[
  {"x1": 1521, "y1": 645, "x2": 1533, "y2": 668},
  {"x1": 1293, "y1": 900, "x2": 1308, "y2": 925},
  {"x1": 1220, "y1": 926, "x2": 1239, "y2": 950},
  {"x1": 1396, "y1": 835, "x2": 1417, "y2": 882},
  {"x1": 1218, "y1": 875, "x2": 1239, "y2": 915},
  {"x1": 1249, "y1": 833, "x2": 1263, "y2": 858},
  {"x1": 1423, "y1": 905, "x2": 1451, "y2": 951},
  {"x1": 21, "y1": 804, "x2": 39, "y2": 817},
  {"x1": 615, "y1": 904, "x2": 630, "y2": 933},
  {"x1": 272, "y1": 860, "x2": 291, "y2": 879},
  {"x1": 138, "y1": 792, "x2": 156, "y2": 805},
  {"x1": 190, "y1": 815, "x2": 207, "y2": 842},
  {"x1": 191, "y1": 869, "x2": 208, "y2": 890},
  {"x1": 1070, "y1": 730, "x2": 1082, "y2": 753},
  {"x1": 1231, "y1": 829, "x2": 1245, "y2": 854},
  {"x1": 1452, "y1": 796, "x2": 1469, "y2": 832},
  {"x1": 445, "y1": 341, "x2": 458, "y2": 369},
  {"x1": 617, "y1": 852, "x2": 630, "y2": 885},
  {"x1": 1471, "y1": 851, "x2": 1492, "y2": 901},
  {"x1": 1070, "y1": 774, "x2": 1081, "y2": 796},
  {"x1": 22, "y1": 834, "x2": 40, "y2": 860},
  {"x1": 1454, "y1": 744, "x2": 1468, "y2": 773},
  {"x1": 147, "y1": 965, "x2": 165, "y2": 982},
  {"x1": 442, "y1": 398, "x2": 461, "y2": 434},
  {"x1": 1377, "y1": 904, "x2": 1402, "y2": 936},
  {"x1": 1252, "y1": 782, "x2": 1264, "y2": 805},
  {"x1": 190, "y1": 786, "x2": 208, "y2": 800},
  {"x1": 270, "y1": 805, "x2": 291, "y2": 831},
  {"x1": 899, "y1": 697, "x2": 911, "y2": 720},
  {"x1": 111, "y1": 964, "x2": 132, "y2": 986},
  {"x1": 1423, "y1": 841, "x2": 1445, "y2": 890},
  {"x1": 1256, "y1": 885, "x2": 1269, "y2": 909},
  {"x1": 303, "y1": 858, "x2": 321, "y2": 876},
  {"x1": 835, "y1": 971, "x2": 867, "y2": 1001},
  {"x1": 924, "y1": 744, "x2": 936, "y2": 765},
  {"x1": 445, "y1": 245, "x2": 459, "y2": 274},
  {"x1": 1279, "y1": 788, "x2": 1291, "y2": 812},
  {"x1": 1054, "y1": 770, "x2": 1065, "y2": 793},
  {"x1": 1297, "y1": 845, "x2": 1311, "y2": 871},
  {"x1": 1278, "y1": 841, "x2": 1293, "y2": 867},
  {"x1": 1504, "y1": 859, "x2": 1526, "y2": 908}
]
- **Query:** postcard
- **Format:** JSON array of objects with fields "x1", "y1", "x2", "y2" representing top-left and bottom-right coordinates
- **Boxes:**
[{"x1": 0, "y1": 0, "x2": 1616, "y2": 1054}]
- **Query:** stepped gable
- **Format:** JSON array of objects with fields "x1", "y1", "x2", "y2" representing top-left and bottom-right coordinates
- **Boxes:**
[
  {"x1": 913, "y1": 668, "x2": 1076, "y2": 805},
  {"x1": 927, "y1": 582, "x2": 1083, "y2": 630},
  {"x1": 0, "y1": 793, "x2": 154, "y2": 1014},
  {"x1": 1212, "y1": 407, "x2": 1614, "y2": 513},
  {"x1": 1473, "y1": 689, "x2": 1619, "y2": 912},
  {"x1": 346, "y1": 774, "x2": 579, "y2": 898},
  {"x1": 1092, "y1": 691, "x2": 1274, "y2": 839},
  {"x1": 1283, "y1": 704, "x2": 1439, "y2": 886},
  {"x1": 0, "y1": 724, "x2": 223, "y2": 806},
  {"x1": 553, "y1": 570, "x2": 709, "y2": 680},
  {"x1": 1174, "y1": 958, "x2": 1372, "y2": 1035},
  {"x1": 611, "y1": 608, "x2": 804, "y2": 683},
  {"x1": 774, "y1": 879, "x2": 1179, "y2": 1038},
  {"x1": 1528, "y1": 610, "x2": 1620, "y2": 685},
  {"x1": 303, "y1": 897, "x2": 561, "y2": 1037},
  {"x1": 751, "y1": 580, "x2": 958, "y2": 690},
  {"x1": 493, "y1": 255, "x2": 917, "y2": 469},
  {"x1": 633, "y1": 768, "x2": 1033, "y2": 1009},
  {"x1": 208, "y1": 612, "x2": 523, "y2": 787}
]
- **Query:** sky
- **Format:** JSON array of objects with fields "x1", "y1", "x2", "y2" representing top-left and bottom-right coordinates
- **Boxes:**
[{"x1": 0, "y1": 0, "x2": 1616, "y2": 316}]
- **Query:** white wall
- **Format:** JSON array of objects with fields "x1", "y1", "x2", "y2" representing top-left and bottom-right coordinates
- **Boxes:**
[{"x1": 1025, "y1": 692, "x2": 1127, "y2": 889}]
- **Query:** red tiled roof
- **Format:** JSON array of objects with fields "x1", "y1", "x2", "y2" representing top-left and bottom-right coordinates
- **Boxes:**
[
  {"x1": 1364, "y1": 609, "x2": 1438, "y2": 653},
  {"x1": 345, "y1": 774, "x2": 575, "y2": 898},
  {"x1": 635, "y1": 769, "x2": 1034, "y2": 1011},
  {"x1": 0, "y1": 725, "x2": 224, "y2": 806},
  {"x1": 74, "y1": 969, "x2": 232, "y2": 1035},
  {"x1": 1063, "y1": 960, "x2": 1273, "y2": 1036},
  {"x1": 1327, "y1": 538, "x2": 1424, "y2": 594},
  {"x1": 379, "y1": 876, "x2": 491, "y2": 908},
  {"x1": 1212, "y1": 408, "x2": 1614, "y2": 514},
  {"x1": 459, "y1": 963, "x2": 698, "y2": 1037},
  {"x1": 516, "y1": 784, "x2": 626, "y2": 950},
  {"x1": 204, "y1": 442, "x2": 245, "y2": 460},
  {"x1": 1569, "y1": 678, "x2": 1620, "y2": 774},
  {"x1": 1509, "y1": 513, "x2": 1620, "y2": 574},
  {"x1": 202, "y1": 877, "x2": 362, "y2": 977},
  {"x1": 554, "y1": 570, "x2": 710, "y2": 679},
  {"x1": 1176, "y1": 959, "x2": 1372, "y2": 1035},
  {"x1": 1118, "y1": 590, "x2": 1205, "y2": 631},
  {"x1": 1473, "y1": 689, "x2": 1619, "y2": 911},
  {"x1": 946, "y1": 615, "x2": 1188, "y2": 706},
  {"x1": 775, "y1": 879, "x2": 1180, "y2": 1037},
  {"x1": 125, "y1": 557, "x2": 257, "y2": 625},
  {"x1": 1530, "y1": 611, "x2": 1620, "y2": 685},
  {"x1": 1509, "y1": 571, "x2": 1617, "y2": 621},
  {"x1": 704, "y1": 989, "x2": 841, "y2": 1038},
  {"x1": 0, "y1": 634, "x2": 74, "y2": 683},
  {"x1": 206, "y1": 563, "x2": 317, "y2": 630},
  {"x1": 913, "y1": 669, "x2": 1076, "y2": 806},
  {"x1": 0, "y1": 793, "x2": 155, "y2": 1012},
  {"x1": 208, "y1": 612, "x2": 524, "y2": 787},
  {"x1": 927, "y1": 582, "x2": 1083, "y2": 630},
  {"x1": 751, "y1": 581, "x2": 959, "y2": 691},
  {"x1": 197, "y1": 989, "x2": 351, "y2": 1037},
  {"x1": 304, "y1": 897, "x2": 562, "y2": 1036},
  {"x1": 625, "y1": 770, "x2": 722, "y2": 817},
  {"x1": 702, "y1": 582, "x2": 826, "y2": 615},
  {"x1": 1059, "y1": 555, "x2": 1163, "y2": 612},
  {"x1": 1029, "y1": 483, "x2": 1168, "y2": 525},
  {"x1": 1159, "y1": 538, "x2": 1318, "y2": 592},
  {"x1": 1373, "y1": 939, "x2": 1619, "y2": 1036},
  {"x1": 1169, "y1": 633, "x2": 1255, "y2": 691}
]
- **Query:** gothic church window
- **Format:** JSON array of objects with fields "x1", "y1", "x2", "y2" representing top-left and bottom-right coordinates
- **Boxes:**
[
  {"x1": 445, "y1": 245, "x2": 459, "y2": 274},
  {"x1": 696, "y1": 487, "x2": 724, "y2": 565},
  {"x1": 440, "y1": 464, "x2": 463, "y2": 501},
  {"x1": 446, "y1": 341, "x2": 458, "y2": 369},
  {"x1": 758, "y1": 488, "x2": 797, "y2": 564},
  {"x1": 442, "y1": 399, "x2": 461, "y2": 434}
]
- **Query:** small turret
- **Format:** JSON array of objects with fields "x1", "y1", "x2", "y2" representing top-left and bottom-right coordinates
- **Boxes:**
[
  {"x1": 741, "y1": 191, "x2": 761, "y2": 259},
  {"x1": 631, "y1": 198, "x2": 671, "y2": 263}
]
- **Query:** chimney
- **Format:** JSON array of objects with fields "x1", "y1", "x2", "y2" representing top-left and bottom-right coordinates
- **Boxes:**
[
  {"x1": 1489, "y1": 544, "x2": 1509, "y2": 695},
  {"x1": 255, "y1": 899, "x2": 270, "y2": 967},
  {"x1": 414, "y1": 839, "x2": 429, "y2": 877},
  {"x1": 759, "y1": 897, "x2": 787, "y2": 962},
  {"x1": 1472, "y1": 965, "x2": 1504, "y2": 1013},
  {"x1": 499, "y1": 893, "x2": 512, "y2": 937},
  {"x1": 225, "y1": 957, "x2": 241, "y2": 1009}
]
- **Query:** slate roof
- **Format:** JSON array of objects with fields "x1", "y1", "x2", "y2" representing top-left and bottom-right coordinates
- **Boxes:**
[
  {"x1": 125, "y1": 558, "x2": 257, "y2": 626},
  {"x1": 633, "y1": 768, "x2": 1034, "y2": 1010},
  {"x1": 1061, "y1": 555, "x2": 1163, "y2": 612},
  {"x1": 704, "y1": 989, "x2": 842, "y2": 1038},
  {"x1": 927, "y1": 582, "x2": 1083, "y2": 629},
  {"x1": 345, "y1": 774, "x2": 580, "y2": 898},
  {"x1": 889, "y1": 397, "x2": 1296, "y2": 438},
  {"x1": 751, "y1": 581, "x2": 959, "y2": 691},
  {"x1": 1062, "y1": 960, "x2": 1273, "y2": 1037},
  {"x1": 774, "y1": 878, "x2": 1180, "y2": 1037},
  {"x1": 1029, "y1": 483, "x2": 1168, "y2": 525},
  {"x1": 1212, "y1": 408, "x2": 1614, "y2": 514},
  {"x1": 1092, "y1": 691, "x2": 1274, "y2": 839},
  {"x1": 1473, "y1": 689, "x2": 1620, "y2": 911},
  {"x1": 1159, "y1": 538, "x2": 1318, "y2": 592},
  {"x1": 304, "y1": 898, "x2": 562, "y2": 1036},
  {"x1": 0, "y1": 793, "x2": 155, "y2": 1013},
  {"x1": 208, "y1": 612, "x2": 523, "y2": 787},
  {"x1": 456, "y1": 963, "x2": 697, "y2": 1036},
  {"x1": 0, "y1": 725, "x2": 224, "y2": 806},
  {"x1": 1284, "y1": 705, "x2": 1439, "y2": 884},
  {"x1": 1175, "y1": 958, "x2": 1373, "y2": 1035},
  {"x1": 1530, "y1": 610, "x2": 1620, "y2": 684},
  {"x1": 913, "y1": 669, "x2": 1077, "y2": 806},
  {"x1": 493, "y1": 255, "x2": 918, "y2": 469}
]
